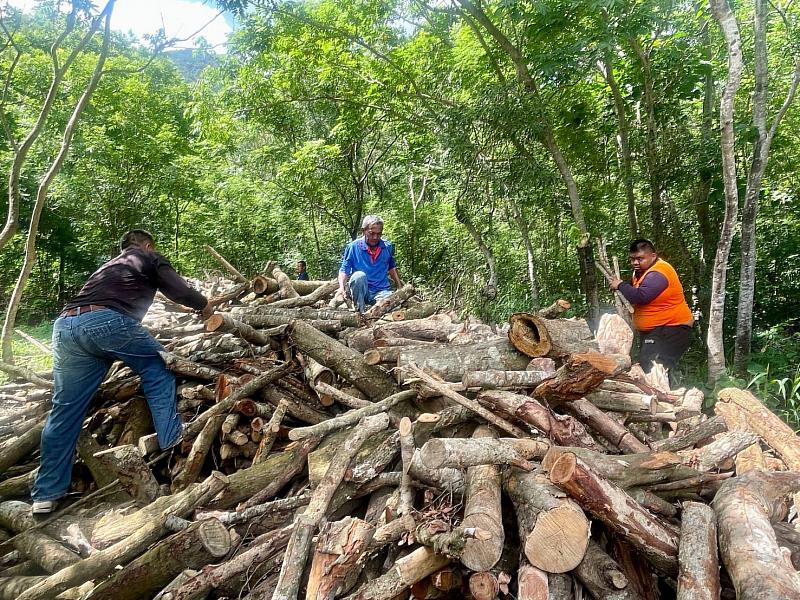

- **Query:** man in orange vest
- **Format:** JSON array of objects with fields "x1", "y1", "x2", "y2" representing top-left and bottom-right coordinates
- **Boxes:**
[{"x1": 610, "y1": 239, "x2": 694, "y2": 373}]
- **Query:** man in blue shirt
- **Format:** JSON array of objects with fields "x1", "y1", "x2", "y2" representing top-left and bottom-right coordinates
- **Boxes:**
[
  {"x1": 296, "y1": 260, "x2": 310, "y2": 281},
  {"x1": 338, "y1": 215, "x2": 404, "y2": 313}
]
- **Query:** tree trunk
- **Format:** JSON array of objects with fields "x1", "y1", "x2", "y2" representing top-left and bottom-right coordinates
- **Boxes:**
[
  {"x1": 548, "y1": 451, "x2": 679, "y2": 575},
  {"x1": 713, "y1": 470, "x2": 800, "y2": 599},
  {"x1": 504, "y1": 468, "x2": 590, "y2": 573},
  {"x1": 289, "y1": 319, "x2": 398, "y2": 400},
  {"x1": 397, "y1": 337, "x2": 530, "y2": 383},
  {"x1": 676, "y1": 502, "x2": 720, "y2": 600},
  {"x1": 573, "y1": 541, "x2": 641, "y2": 600},
  {"x1": 706, "y1": 0, "x2": 744, "y2": 385},
  {"x1": 508, "y1": 198, "x2": 541, "y2": 308},
  {"x1": 84, "y1": 518, "x2": 230, "y2": 600},
  {"x1": 419, "y1": 436, "x2": 549, "y2": 469},
  {"x1": 532, "y1": 352, "x2": 630, "y2": 406},
  {"x1": 508, "y1": 314, "x2": 598, "y2": 358},
  {"x1": 458, "y1": 426, "x2": 504, "y2": 572},
  {"x1": 478, "y1": 390, "x2": 605, "y2": 451}
]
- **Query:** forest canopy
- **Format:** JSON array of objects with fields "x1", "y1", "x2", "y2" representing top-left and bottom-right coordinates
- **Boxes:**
[{"x1": 1, "y1": 0, "x2": 799, "y2": 389}]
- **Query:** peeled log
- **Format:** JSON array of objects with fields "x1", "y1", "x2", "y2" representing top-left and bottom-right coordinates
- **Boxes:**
[
  {"x1": 419, "y1": 437, "x2": 549, "y2": 470},
  {"x1": 596, "y1": 313, "x2": 634, "y2": 357},
  {"x1": 548, "y1": 452, "x2": 679, "y2": 576},
  {"x1": 504, "y1": 469, "x2": 590, "y2": 573},
  {"x1": 508, "y1": 313, "x2": 597, "y2": 358},
  {"x1": 289, "y1": 319, "x2": 398, "y2": 400},
  {"x1": 713, "y1": 470, "x2": 800, "y2": 600},
  {"x1": 84, "y1": 518, "x2": 230, "y2": 600},
  {"x1": 676, "y1": 502, "x2": 720, "y2": 600},
  {"x1": 397, "y1": 337, "x2": 529, "y2": 383},
  {"x1": 459, "y1": 426, "x2": 504, "y2": 572}
]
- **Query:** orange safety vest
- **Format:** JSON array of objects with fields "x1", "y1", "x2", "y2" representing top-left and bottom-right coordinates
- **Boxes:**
[{"x1": 631, "y1": 259, "x2": 693, "y2": 333}]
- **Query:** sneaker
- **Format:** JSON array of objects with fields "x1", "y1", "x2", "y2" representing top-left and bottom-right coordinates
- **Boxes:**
[{"x1": 31, "y1": 500, "x2": 57, "y2": 515}]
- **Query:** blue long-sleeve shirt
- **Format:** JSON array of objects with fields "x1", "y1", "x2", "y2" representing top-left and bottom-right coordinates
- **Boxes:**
[{"x1": 618, "y1": 271, "x2": 669, "y2": 305}]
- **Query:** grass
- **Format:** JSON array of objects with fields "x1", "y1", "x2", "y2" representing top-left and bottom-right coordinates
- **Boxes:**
[
  {"x1": 0, "y1": 322, "x2": 54, "y2": 385},
  {"x1": 746, "y1": 364, "x2": 800, "y2": 430}
]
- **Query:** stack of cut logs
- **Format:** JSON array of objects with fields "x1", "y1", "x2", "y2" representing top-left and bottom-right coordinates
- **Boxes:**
[{"x1": 0, "y1": 254, "x2": 799, "y2": 600}]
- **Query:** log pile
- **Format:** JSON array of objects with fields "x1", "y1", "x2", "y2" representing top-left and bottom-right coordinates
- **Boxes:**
[{"x1": 1, "y1": 261, "x2": 800, "y2": 600}]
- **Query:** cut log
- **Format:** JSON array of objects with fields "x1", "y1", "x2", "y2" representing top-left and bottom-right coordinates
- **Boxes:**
[
  {"x1": 390, "y1": 301, "x2": 438, "y2": 321},
  {"x1": 252, "y1": 398, "x2": 289, "y2": 464},
  {"x1": 205, "y1": 313, "x2": 276, "y2": 346},
  {"x1": 478, "y1": 390, "x2": 604, "y2": 451},
  {"x1": 713, "y1": 470, "x2": 800, "y2": 600},
  {"x1": 0, "y1": 416, "x2": 46, "y2": 474},
  {"x1": 405, "y1": 364, "x2": 527, "y2": 438},
  {"x1": 17, "y1": 473, "x2": 228, "y2": 600},
  {"x1": 461, "y1": 368, "x2": 556, "y2": 390},
  {"x1": 234, "y1": 306, "x2": 360, "y2": 328},
  {"x1": 311, "y1": 381, "x2": 370, "y2": 408},
  {"x1": 374, "y1": 315, "x2": 457, "y2": 343},
  {"x1": 459, "y1": 426, "x2": 504, "y2": 572},
  {"x1": 517, "y1": 563, "x2": 548, "y2": 600},
  {"x1": 362, "y1": 284, "x2": 415, "y2": 320},
  {"x1": 159, "y1": 352, "x2": 222, "y2": 380},
  {"x1": 548, "y1": 451, "x2": 679, "y2": 575},
  {"x1": 289, "y1": 319, "x2": 398, "y2": 400},
  {"x1": 305, "y1": 517, "x2": 375, "y2": 600},
  {"x1": 419, "y1": 436, "x2": 548, "y2": 470},
  {"x1": 252, "y1": 276, "x2": 332, "y2": 296},
  {"x1": 537, "y1": 299, "x2": 571, "y2": 319},
  {"x1": 342, "y1": 546, "x2": 449, "y2": 600},
  {"x1": 504, "y1": 469, "x2": 590, "y2": 573},
  {"x1": 651, "y1": 416, "x2": 727, "y2": 453},
  {"x1": 533, "y1": 352, "x2": 630, "y2": 406},
  {"x1": 90, "y1": 444, "x2": 160, "y2": 504},
  {"x1": 269, "y1": 280, "x2": 339, "y2": 309},
  {"x1": 289, "y1": 390, "x2": 415, "y2": 441},
  {"x1": 397, "y1": 337, "x2": 530, "y2": 383},
  {"x1": 573, "y1": 541, "x2": 640, "y2": 600},
  {"x1": 272, "y1": 413, "x2": 390, "y2": 600},
  {"x1": 83, "y1": 518, "x2": 230, "y2": 600},
  {"x1": 508, "y1": 313, "x2": 598, "y2": 358},
  {"x1": 304, "y1": 357, "x2": 335, "y2": 406},
  {"x1": 678, "y1": 430, "x2": 759, "y2": 472},
  {"x1": 676, "y1": 502, "x2": 720, "y2": 600},
  {"x1": 172, "y1": 414, "x2": 227, "y2": 492},
  {"x1": 564, "y1": 398, "x2": 649, "y2": 453},
  {"x1": 468, "y1": 571, "x2": 499, "y2": 600},
  {"x1": 585, "y1": 389, "x2": 656, "y2": 414}
]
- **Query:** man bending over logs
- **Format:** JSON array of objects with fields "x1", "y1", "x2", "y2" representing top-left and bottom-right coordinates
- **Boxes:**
[
  {"x1": 338, "y1": 214, "x2": 404, "y2": 313},
  {"x1": 609, "y1": 239, "x2": 694, "y2": 373},
  {"x1": 31, "y1": 229, "x2": 212, "y2": 514}
]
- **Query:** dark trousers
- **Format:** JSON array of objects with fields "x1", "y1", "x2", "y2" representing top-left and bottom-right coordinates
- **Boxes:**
[{"x1": 639, "y1": 324, "x2": 693, "y2": 372}]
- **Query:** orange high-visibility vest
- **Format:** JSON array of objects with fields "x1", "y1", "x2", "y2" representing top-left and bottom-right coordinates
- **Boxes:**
[{"x1": 631, "y1": 259, "x2": 693, "y2": 333}]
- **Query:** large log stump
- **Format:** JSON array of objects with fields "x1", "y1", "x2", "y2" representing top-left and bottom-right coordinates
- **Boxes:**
[
  {"x1": 713, "y1": 470, "x2": 800, "y2": 600},
  {"x1": 676, "y1": 502, "x2": 720, "y2": 600}
]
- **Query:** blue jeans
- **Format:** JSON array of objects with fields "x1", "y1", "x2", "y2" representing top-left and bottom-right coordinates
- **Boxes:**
[
  {"x1": 32, "y1": 309, "x2": 182, "y2": 501},
  {"x1": 348, "y1": 271, "x2": 392, "y2": 313}
]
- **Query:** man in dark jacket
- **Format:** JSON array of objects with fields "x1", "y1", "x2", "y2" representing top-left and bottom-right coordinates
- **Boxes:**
[{"x1": 31, "y1": 230, "x2": 211, "y2": 514}]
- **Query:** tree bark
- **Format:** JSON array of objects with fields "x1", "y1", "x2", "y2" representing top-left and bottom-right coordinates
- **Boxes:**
[
  {"x1": 419, "y1": 436, "x2": 548, "y2": 469},
  {"x1": 459, "y1": 426, "x2": 504, "y2": 572},
  {"x1": 289, "y1": 319, "x2": 397, "y2": 400},
  {"x1": 84, "y1": 518, "x2": 230, "y2": 600},
  {"x1": 342, "y1": 546, "x2": 449, "y2": 600},
  {"x1": 706, "y1": 0, "x2": 744, "y2": 384},
  {"x1": 532, "y1": 352, "x2": 630, "y2": 407},
  {"x1": 504, "y1": 469, "x2": 590, "y2": 573},
  {"x1": 676, "y1": 502, "x2": 720, "y2": 600},
  {"x1": 478, "y1": 390, "x2": 604, "y2": 451},
  {"x1": 548, "y1": 451, "x2": 679, "y2": 575},
  {"x1": 508, "y1": 313, "x2": 597, "y2": 358},
  {"x1": 397, "y1": 337, "x2": 530, "y2": 383},
  {"x1": 713, "y1": 470, "x2": 800, "y2": 599},
  {"x1": 305, "y1": 517, "x2": 375, "y2": 600}
]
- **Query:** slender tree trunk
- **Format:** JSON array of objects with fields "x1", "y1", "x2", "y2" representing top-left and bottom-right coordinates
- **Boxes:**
[
  {"x1": 508, "y1": 198, "x2": 540, "y2": 308},
  {"x1": 601, "y1": 51, "x2": 639, "y2": 238},
  {"x1": 733, "y1": 0, "x2": 800, "y2": 375},
  {"x1": 0, "y1": 3, "x2": 100, "y2": 251},
  {"x1": 707, "y1": 0, "x2": 744, "y2": 385},
  {"x1": 1, "y1": 2, "x2": 115, "y2": 362}
]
